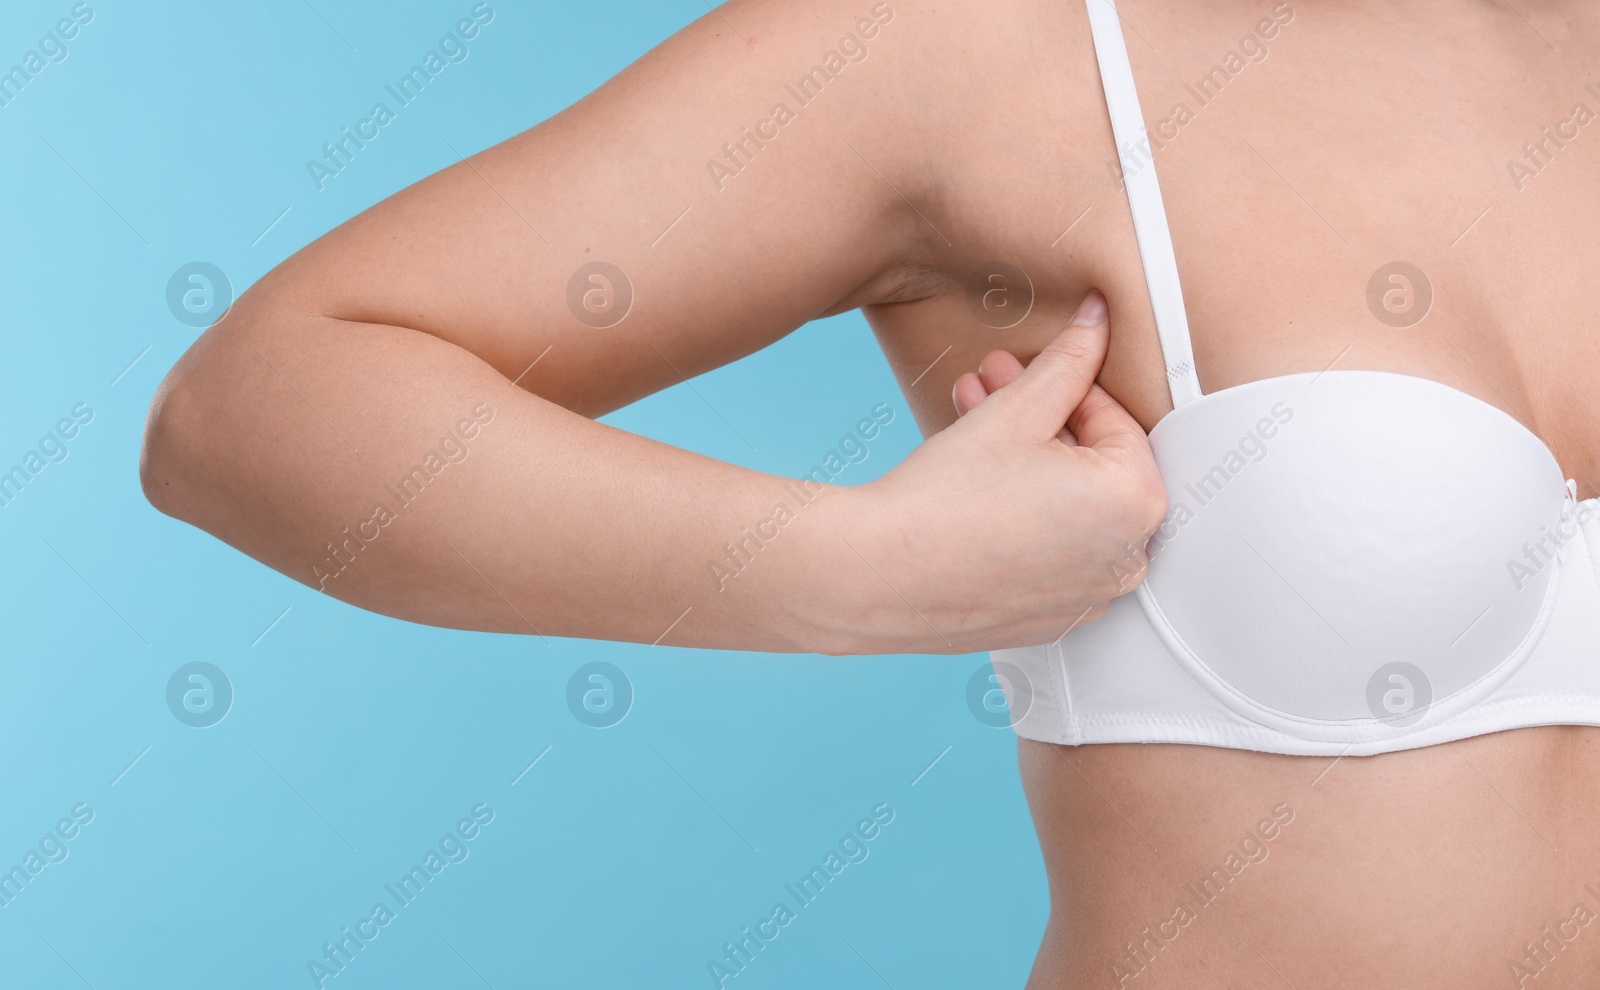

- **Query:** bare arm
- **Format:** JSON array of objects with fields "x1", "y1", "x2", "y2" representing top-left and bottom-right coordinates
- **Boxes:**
[{"x1": 141, "y1": 0, "x2": 1165, "y2": 654}]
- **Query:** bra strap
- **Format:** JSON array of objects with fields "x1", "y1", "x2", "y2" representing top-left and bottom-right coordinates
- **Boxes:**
[{"x1": 1083, "y1": 0, "x2": 1203, "y2": 406}]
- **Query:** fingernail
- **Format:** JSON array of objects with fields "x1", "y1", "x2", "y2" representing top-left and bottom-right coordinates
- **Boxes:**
[{"x1": 1069, "y1": 290, "x2": 1107, "y2": 326}]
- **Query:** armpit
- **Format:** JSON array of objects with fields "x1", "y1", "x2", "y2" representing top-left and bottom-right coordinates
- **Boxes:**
[{"x1": 815, "y1": 259, "x2": 954, "y2": 317}]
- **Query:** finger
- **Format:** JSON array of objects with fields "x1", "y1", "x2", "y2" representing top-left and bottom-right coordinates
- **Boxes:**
[
  {"x1": 997, "y1": 290, "x2": 1109, "y2": 437},
  {"x1": 1066, "y1": 383, "x2": 1154, "y2": 457},
  {"x1": 976, "y1": 349, "x2": 1025, "y2": 395},
  {"x1": 952, "y1": 372, "x2": 988, "y2": 416}
]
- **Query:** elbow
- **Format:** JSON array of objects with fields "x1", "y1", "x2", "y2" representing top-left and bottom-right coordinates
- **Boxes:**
[
  {"x1": 139, "y1": 279, "x2": 282, "y2": 524},
  {"x1": 140, "y1": 361, "x2": 205, "y2": 521},
  {"x1": 139, "y1": 304, "x2": 256, "y2": 523}
]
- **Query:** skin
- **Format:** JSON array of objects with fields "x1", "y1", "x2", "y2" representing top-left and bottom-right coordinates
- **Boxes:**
[{"x1": 141, "y1": 0, "x2": 1600, "y2": 986}]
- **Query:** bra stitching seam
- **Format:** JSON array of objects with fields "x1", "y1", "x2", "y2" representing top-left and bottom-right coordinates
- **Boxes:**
[
  {"x1": 1057, "y1": 696, "x2": 1600, "y2": 750},
  {"x1": 1048, "y1": 638, "x2": 1077, "y2": 745},
  {"x1": 1070, "y1": 694, "x2": 1600, "y2": 729},
  {"x1": 1585, "y1": 520, "x2": 1600, "y2": 594}
]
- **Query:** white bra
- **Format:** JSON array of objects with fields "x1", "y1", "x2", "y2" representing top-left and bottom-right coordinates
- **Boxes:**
[{"x1": 988, "y1": 0, "x2": 1600, "y2": 756}]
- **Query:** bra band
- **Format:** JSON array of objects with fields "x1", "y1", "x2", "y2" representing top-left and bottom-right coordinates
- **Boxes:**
[{"x1": 1083, "y1": 0, "x2": 1204, "y2": 406}]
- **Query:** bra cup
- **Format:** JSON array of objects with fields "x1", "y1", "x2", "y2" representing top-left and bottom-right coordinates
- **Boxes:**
[
  {"x1": 1139, "y1": 371, "x2": 1567, "y2": 728},
  {"x1": 1042, "y1": 2, "x2": 1600, "y2": 752}
]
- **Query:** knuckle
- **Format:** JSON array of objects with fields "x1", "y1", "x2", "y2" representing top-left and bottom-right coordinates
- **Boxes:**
[
  {"x1": 1106, "y1": 461, "x2": 1168, "y2": 533},
  {"x1": 1136, "y1": 476, "x2": 1169, "y2": 530},
  {"x1": 1088, "y1": 459, "x2": 1169, "y2": 535}
]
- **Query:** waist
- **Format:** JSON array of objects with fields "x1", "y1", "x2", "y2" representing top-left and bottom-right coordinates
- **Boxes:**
[{"x1": 1018, "y1": 727, "x2": 1600, "y2": 989}]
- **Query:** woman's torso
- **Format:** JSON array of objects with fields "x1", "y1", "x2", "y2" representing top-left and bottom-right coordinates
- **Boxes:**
[{"x1": 855, "y1": 0, "x2": 1600, "y2": 984}]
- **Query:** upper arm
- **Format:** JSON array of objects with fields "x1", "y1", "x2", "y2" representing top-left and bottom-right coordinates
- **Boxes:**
[{"x1": 239, "y1": 0, "x2": 929, "y2": 417}]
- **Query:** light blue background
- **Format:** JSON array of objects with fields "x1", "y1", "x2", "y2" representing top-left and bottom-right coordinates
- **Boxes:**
[{"x1": 0, "y1": 2, "x2": 1046, "y2": 987}]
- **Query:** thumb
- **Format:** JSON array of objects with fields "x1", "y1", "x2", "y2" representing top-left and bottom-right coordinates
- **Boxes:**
[{"x1": 1000, "y1": 290, "x2": 1110, "y2": 437}]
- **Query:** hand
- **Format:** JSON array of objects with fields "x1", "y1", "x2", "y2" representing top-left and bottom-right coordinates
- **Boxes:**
[{"x1": 832, "y1": 290, "x2": 1167, "y2": 654}]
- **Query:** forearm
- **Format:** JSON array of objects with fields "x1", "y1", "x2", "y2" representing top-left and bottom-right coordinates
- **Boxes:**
[{"x1": 141, "y1": 297, "x2": 881, "y2": 653}]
